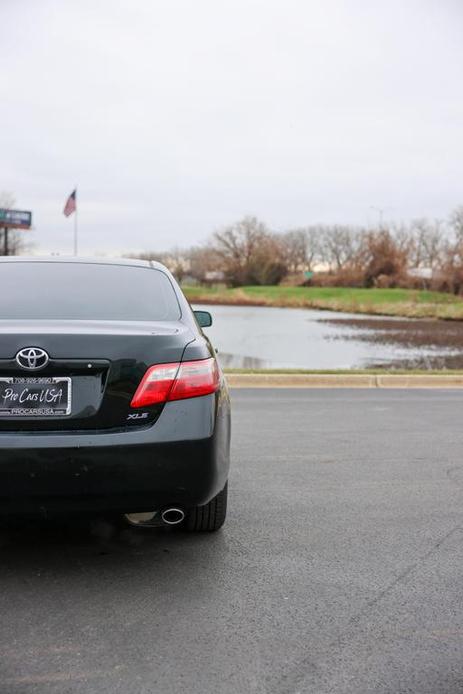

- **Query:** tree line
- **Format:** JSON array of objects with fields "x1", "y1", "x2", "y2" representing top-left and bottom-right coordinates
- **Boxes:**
[
  {"x1": 4, "y1": 185, "x2": 463, "y2": 294},
  {"x1": 135, "y1": 206, "x2": 463, "y2": 293}
]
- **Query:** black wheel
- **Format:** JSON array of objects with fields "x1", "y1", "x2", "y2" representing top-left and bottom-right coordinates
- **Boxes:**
[{"x1": 184, "y1": 482, "x2": 228, "y2": 532}]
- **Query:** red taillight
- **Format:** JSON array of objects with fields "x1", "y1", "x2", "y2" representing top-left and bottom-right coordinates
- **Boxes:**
[
  {"x1": 130, "y1": 362, "x2": 180, "y2": 408},
  {"x1": 130, "y1": 358, "x2": 220, "y2": 408}
]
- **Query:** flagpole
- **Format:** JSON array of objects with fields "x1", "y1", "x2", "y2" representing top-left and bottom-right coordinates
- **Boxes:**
[{"x1": 73, "y1": 187, "x2": 78, "y2": 256}]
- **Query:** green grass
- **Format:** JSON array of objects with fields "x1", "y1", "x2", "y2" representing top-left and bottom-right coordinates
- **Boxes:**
[
  {"x1": 183, "y1": 285, "x2": 463, "y2": 319},
  {"x1": 240, "y1": 286, "x2": 457, "y2": 305}
]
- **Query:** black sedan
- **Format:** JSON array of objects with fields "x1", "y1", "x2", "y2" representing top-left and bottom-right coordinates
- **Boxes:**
[{"x1": 0, "y1": 258, "x2": 231, "y2": 531}]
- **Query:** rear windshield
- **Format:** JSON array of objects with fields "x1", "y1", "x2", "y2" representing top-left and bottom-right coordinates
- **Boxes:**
[{"x1": 0, "y1": 262, "x2": 181, "y2": 321}]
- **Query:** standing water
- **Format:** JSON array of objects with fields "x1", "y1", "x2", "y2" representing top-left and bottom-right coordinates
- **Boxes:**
[{"x1": 192, "y1": 304, "x2": 463, "y2": 370}]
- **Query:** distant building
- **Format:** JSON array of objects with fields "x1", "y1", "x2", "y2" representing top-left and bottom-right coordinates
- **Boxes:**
[
  {"x1": 204, "y1": 270, "x2": 225, "y2": 283},
  {"x1": 408, "y1": 267, "x2": 433, "y2": 280}
]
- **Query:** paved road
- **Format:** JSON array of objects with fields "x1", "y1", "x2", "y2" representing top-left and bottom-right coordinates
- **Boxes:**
[{"x1": 2, "y1": 389, "x2": 463, "y2": 694}]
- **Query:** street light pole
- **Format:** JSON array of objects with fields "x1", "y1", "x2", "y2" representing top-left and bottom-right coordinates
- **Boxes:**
[
  {"x1": 369, "y1": 206, "x2": 394, "y2": 229},
  {"x1": 370, "y1": 206, "x2": 385, "y2": 228}
]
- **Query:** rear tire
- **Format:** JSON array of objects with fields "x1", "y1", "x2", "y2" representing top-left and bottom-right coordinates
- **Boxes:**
[{"x1": 184, "y1": 482, "x2": 228, "y2": 532}]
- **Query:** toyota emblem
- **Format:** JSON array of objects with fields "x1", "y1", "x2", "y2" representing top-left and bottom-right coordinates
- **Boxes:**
[{"x1": 16, "y1": 347, "x2": 49, "y2": 371}]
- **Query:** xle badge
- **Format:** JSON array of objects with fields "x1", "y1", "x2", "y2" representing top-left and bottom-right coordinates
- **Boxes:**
[{"x1": 127, "y1": 412, "x2": 149, "y2": 420}]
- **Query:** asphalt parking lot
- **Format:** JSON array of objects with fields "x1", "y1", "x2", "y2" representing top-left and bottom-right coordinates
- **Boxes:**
[{"x1": 2, "y1": 389, "x2": 463, "y2": 694}]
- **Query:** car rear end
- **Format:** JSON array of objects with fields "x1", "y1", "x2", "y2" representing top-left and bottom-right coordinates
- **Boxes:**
[{"x1": 0, "y1": 258, "x2": 230, "y2": 525}]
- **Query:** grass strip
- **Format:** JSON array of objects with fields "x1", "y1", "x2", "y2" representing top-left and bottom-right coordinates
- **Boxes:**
[{"x1": 184, "y1": 285, "x2": 463, "y2": 320}]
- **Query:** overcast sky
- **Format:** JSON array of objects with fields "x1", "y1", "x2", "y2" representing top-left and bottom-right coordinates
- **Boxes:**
[{"x1": 1, "y1": 0, "x2": 462, "y2": 255}]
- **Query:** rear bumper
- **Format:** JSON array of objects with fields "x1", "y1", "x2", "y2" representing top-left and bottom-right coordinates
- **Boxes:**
[{"x1": 0, "y1": 391, "x2": 231, "y2": 515}]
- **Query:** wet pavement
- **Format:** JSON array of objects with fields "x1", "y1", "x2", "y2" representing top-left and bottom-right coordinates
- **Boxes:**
[{"x1": 2, "y1": 389, "x2": 463, "y2": 693}]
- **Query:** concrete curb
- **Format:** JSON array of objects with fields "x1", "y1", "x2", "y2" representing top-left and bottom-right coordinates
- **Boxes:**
[{"x1": 226, "y1": 373, "x2": 463, "y2": 389}]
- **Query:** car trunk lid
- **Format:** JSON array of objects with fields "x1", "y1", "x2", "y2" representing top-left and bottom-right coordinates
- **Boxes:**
[{"x1": 0, "y1": 320, "x2": 194, "y2": 431}]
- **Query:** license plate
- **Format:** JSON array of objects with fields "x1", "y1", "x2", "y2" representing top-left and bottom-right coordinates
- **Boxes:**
[{"x1": 0, "y1": 377, "x2": 72, "y2": 417}]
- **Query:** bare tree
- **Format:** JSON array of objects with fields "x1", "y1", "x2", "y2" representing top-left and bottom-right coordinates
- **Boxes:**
[
  {"x1": 213, "y1": 216, "x2": 287, "y2": 286},
  {"x1": 128, "y1": 247, "x2": 191, "y2": 282},
  {"x1": 279, "y1": 229, "x2": 306, "y2": 274},
  {"x1": 213, "y1": 216, "x2": 267, "y2": 286},
  {"x1": 319, "y1": 225, "x2": 364, "y2": 271},
  {"x1": 303, "y1": 227, "x2": 322, "y2": 270},
  {"x1": 391, "y1": 222, "x2": 415, "y2": 259},
  {"x1": 408, "y1": 218, "x2": 445, "y2": 270},
  {"x1": 449, "y1": 206, "x2": 463, "y2": 243},
  {"x1": 125, "y1": 204, "x2": 463, "y2": 292},
  {"x1": 281, "y1": 227, "x2": 321, "y2": 273},
  {"x1": 437, "y1": 209, "x2": 463, "y2": 293}
]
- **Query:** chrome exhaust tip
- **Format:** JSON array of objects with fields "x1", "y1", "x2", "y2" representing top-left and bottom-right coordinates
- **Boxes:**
[{"x1": 161, "y1": 507, "x2": 185, "y2": 526}]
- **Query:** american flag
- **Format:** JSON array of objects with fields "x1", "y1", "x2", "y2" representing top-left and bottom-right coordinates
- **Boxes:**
[{"x1": 63, "y1": 189, "x2": 77, "y2": 217}]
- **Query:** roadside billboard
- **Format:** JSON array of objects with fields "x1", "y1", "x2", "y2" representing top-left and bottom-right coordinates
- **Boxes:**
[{"x1": 0, "y1": 209, "x2": 32, "y2": 230}]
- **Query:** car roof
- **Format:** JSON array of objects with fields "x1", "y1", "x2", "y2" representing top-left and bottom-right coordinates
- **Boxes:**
[{"x1": 0, "y1": 256, "x2": 166, "y2": 271}]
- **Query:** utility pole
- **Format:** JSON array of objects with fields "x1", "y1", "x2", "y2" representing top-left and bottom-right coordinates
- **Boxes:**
[
  {"x1": 3, "y1": 227, "x2": 8, "y2": 256},
  {"x1": 370, "y1": 206, "x2": 385, "y2": 228},
  {"x1": 370, "y1": 206, "x2": 394, "y2": 229},
  {"x1": 74, "y1": 203, "x2": 78, "y2": 256}
]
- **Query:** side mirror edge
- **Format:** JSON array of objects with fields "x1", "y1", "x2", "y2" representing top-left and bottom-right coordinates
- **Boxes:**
[{"x1": 194, "y1": 310, "x2": 213, "y2": 328}]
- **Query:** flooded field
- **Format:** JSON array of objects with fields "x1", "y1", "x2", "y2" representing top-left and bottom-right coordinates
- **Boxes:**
[{"x1": 193, "y1": 304, "x2": 463, "y2": 370}]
